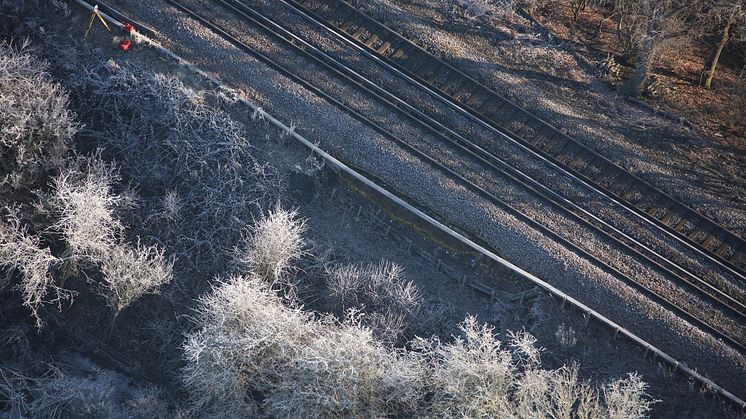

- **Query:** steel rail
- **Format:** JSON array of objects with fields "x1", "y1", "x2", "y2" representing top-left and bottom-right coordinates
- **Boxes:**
[
  {"x1": 217, "y1": 0, "x2": 746, "y2": 321},
  {"x1": 65, "y1": 0, "x2": 746, "y2": 409},
  {"x1": 280, "y1": 0, "x2": 746, "y2": 283},
  {"x1": 165, "y1": 0, "x2": 746, "y2": 352}
]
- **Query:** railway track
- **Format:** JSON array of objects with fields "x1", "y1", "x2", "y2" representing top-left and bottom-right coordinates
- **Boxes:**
[
  {"x1": 282, "y1": 0, "x2": 746, "y2": 284},
  {"x1": 66, "y1": 0, "x2": 746, "y2": 408},
  {"x1": 160, "y1": 0, "x2": 746, "y2": 351}
]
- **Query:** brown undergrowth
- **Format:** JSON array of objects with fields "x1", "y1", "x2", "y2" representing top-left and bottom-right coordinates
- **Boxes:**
[{"x1": 530, "y1": 0, "x2": 746, "y2": 149}]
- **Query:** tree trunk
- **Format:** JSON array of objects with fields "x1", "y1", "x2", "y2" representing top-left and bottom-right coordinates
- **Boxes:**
[
  {"x1": 571, "y1": 0, "x2": 586, "y2": 23},
  {"x1": 620, "y1": 0, "x2": 654, "y2": 97},
  {"x1": 616, "y1": 13, "x2": 624, "y2": 44},
  {"x1": 620, "y1": 40, "x2": 655, "y2": 97},
  {"x1": 700, "y1": 9, "x2": 736, "y2": 90}
]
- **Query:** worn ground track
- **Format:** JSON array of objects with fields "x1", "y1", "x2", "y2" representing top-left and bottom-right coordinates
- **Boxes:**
[{"x1": 285, "y1": 0, "x2": 746, "y2": 282}]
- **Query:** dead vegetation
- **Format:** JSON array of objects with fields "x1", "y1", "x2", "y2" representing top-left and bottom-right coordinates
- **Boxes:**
[
  {"x1": 183, "y1": 274, "x2": 656, "y2": 417},
  {"x1": 66, "y1": 61, "x2": 281, "y2": 275}
]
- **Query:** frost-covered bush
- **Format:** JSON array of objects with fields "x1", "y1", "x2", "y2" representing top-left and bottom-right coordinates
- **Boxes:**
[
  {"x1": 0, "y1": 357, "x2": 170, "y2": 418},
  {"x1": 325, "y1": 260, "x2": 422, "y2": 341},
  {"x1": 48, "y1": 157, "x2": 124, "y2": 260},
  {"x1": 2, "y1": 153, "x2": 168, "y2": 326},
  {"x1": 0, "y1": 211, "x2": 69, "y2": 328},
  {"x1": 0, "y1": 41, "x2": 76, "y2": 192},
  {"x1": 233, "y1": 208, "x2": 306, "y2": 287},
  {"x1": 98, "y1": 241, "x2": 173, "y2": 315},
  {"x1": 182, "y1": 274, "x2": 425, "y2": 418},
  {"x1": 416, "y1": 318, "x2": 656, "y2": 418},
  {"x1": 0, "y1": 0, "x2": 68, "y2": 35},
  {"x1": 324, "y1": 263, "x2": 364, "y2": 305},
  {"x1": 68, "y1": 61, "x2": 280, "y2": 274},
  {"x1": 556, "y1": 323, "x2": 578, "y2": 349},
  {"x1": 46, "y1": 156, "x2": 171, "y2": 316},
  {"x1": 326, "y1": 261, "x2": 420, "y2": 310},
  {"x1": 183, "y1": 278, "x2": 656, "y2": 418},
  {"x1": 263, "y1": 316, "x2": 425, "y2": 418}
]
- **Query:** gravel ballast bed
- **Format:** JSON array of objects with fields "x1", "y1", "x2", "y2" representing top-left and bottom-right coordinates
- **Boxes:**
[{"x1": 97, "y1": 0, "x2": 746, "y2": 408}]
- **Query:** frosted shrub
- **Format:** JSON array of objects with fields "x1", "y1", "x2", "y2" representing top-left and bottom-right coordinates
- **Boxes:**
[
  {"x1": 325, "y1": 263, "x2": 364, "y2": 305},
  {"x1": 182, "y1": 275, "x2": 310, "y2": 414},
  {"x1": 47, "y1": 156, "x2": 171, "y2": 316},
  {"x1": 26, "y1": 367, "x2": 122, "y2": 418},
  {"x1": 418, "y1": 317, "x2": 656, "y2": 418},
  {"x1": 233, "y1": 208, "x2": 306, "y2": 287},
  {"x1": 263, "y1": 320, "x2": 425, "y2": 418},
  {"x1": 122, "y1": 386, "x2": 172, "y2": 418},
  {"x1": 327, "y1": 261, "x2": 421, "y2": 312},
  {"x1": 48, "y1": 159, "x2": 123, "y2": 260},
  {"x1": 184, "y1": 289, "x2": 655, "y2": 417},
  {"x1": 68, "y1": 62, "x2": 280, "y2": 273},
  {"x1": 0, "y1": 358, "x2": 168, "y2": 418},
  {"x1": 98, "y1": 241, "x2": 173, "y2": 315},
  {"x1": 182, "y1": 275, "x2": 425, "y2": 418},
  {"x1": 602, "y1": 373, "x2": 655, "y2": 419},
  {"x1": 420, "y1": 316, "x2": 516, "y2": 416},
  {"x1": 325, "y1": 260, "x2": 422, "y2": 340},
  {"x1": 0, "y1": 41, "x2": 76, "y2": 191},
  {"x1": 0, "y1": 211, "x2": 69, "y2": 328},
  {"x1": 556, "y1": 323, "x2": 578, "y2": 349},
  {"x1": 181, "y1": 331, "x2": 258, "y2": 418},
  {"x1": 365, "y1": 261, "x2": 421, "y2": 313}
]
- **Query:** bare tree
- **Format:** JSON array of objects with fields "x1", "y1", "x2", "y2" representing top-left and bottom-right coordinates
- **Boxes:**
[
  {"x1": 598, "y1": 0, "x2": 641, "y2": 56},
  {"x1": 698, "y1": 2, "x2": 745, "y2": 90},
  {"x1": 617, "y1": 0, "x2": 694, "y2": 97},
  {"x1": 571, "y1": 0, "x2": 589, "y2": 23}
]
